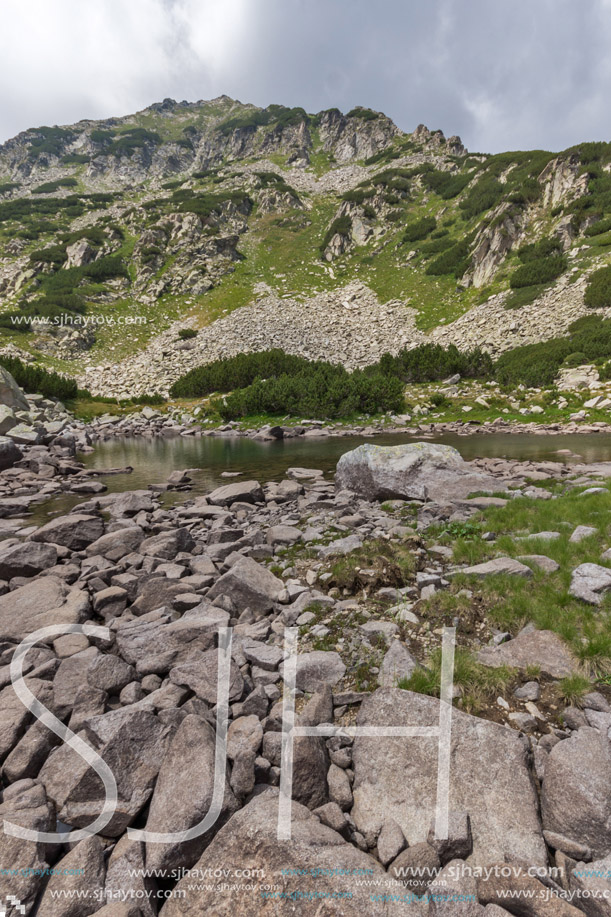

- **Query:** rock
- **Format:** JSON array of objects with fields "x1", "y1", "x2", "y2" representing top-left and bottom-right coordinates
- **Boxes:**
[
  {"x1": 0, "y1": 575, "x2": 89, "y2": 641},
  {"x1": 207, "y1": 555, "x2": 285, "y2": 613},
  {"x1": 513, "y1": 681, "x2": 541, "y2": 702},
  {"x1": 267, "y1": 524, "x2": 303, "y2": 546},
  {"x1": 0, "y1": 404, "x2": 17, "y2": 434},
  {"x1": 36, "y1": 836, "x2": 106, "y2": 917},
  {"x1": 0, "y1": 435, "x2": 23, "y2": 470},
  {"x1": 159, "y1": 791, "x2": 414, "y2": 916},
  {"x1": 351, "y1": 688, "x2": 547, "y2": 867},
  {"x1": 0, "y1": 366, "x2": 29, "y2": 411},
  {"x1": 461, "y1": 557, "x2": 533, "y2": 578},
  {"x1": 227, "y1": 715, "x2": 263, "y2": 799},
  {"x1": 517, "y1": 554, "x2": 560, "y2": 574},
  {"x1": 8, "y1": 423, "x2": 43, "y2": 445},
  {"x1": 86, "y1": 526, "x2": 145, "y2": 560},
  {"x1": 427, "y1": 811, "x2": 473, "y2": 864},
  {"x1": 39, "y1": 708, "x2": 169, "y2": 835},
  {"x1": 143, "y1": 714, "x2": 239, "y2": 872},
  {"x1": 87, "y1": 654, "x2": 136, "y2": 694},
  {"x1": 281, "y1": 651, "x2": 346, "y2": 692},
  {"x1": 0, "y1": 780, "x2": 55, "y2": 913},
  {"x1": 377, "y1": 818, "x2": 407, "y2": 866},
  {"x1": 335, "y1": 442, "x2": 506, "y2": 503},
  {"x1": 0, "y1": 540, "x2": 57, "y2": 578},
  {"x1": 115, "y1": 606, "x2": 227, "y2": 671},
  {"x1": 104, "y1": 836, "x2": 157, "y2": 917},
  {"x1": 170, "y1": 648, "x2": 244, "y2": 704},
  {"x1": 478, "y1": 630, "x2": 578, "y2": 678},
  {"x1": 327, "y1": 762, "x2": 353, "y2": 810},
  {"x1": 389, "y1": 842, "x2": 440, "y2": 897},
  {"x1": 241, "y1": 639, "x2": 283, "y2": 671},
  {"x1": 569, "y1": 525, "x2": 598, "y2": 543},
  {"x1": 427, "y1": 858, "x2": 485, "y2": 915},
  {"x1": 570, "y1": 854, "x2": 611, "y2": 917},
  {"x1": 140, "y1": 527, "x2": 195, "y2": 560},
  {"x1": 477, "y1": 866, "x2": 584, "y2": 915},
  {"x1": 318, "y1": 534, "x2": 363, "y2": 557},
  {"x1": 569, "y1": 563, "x2": 611, "y2": 605},
  {"x1": 207, "y1": 480, "x2": 264, "y2": 506},
  {"x1": 379, "y1": 640, "x2": 419, "y2": 687},
  {"x1": 29, "y1": 513, "x2": 104, "y2": 550},
  {"x1": 541, "y1": 727, "x2": 611, "y2": 859}
]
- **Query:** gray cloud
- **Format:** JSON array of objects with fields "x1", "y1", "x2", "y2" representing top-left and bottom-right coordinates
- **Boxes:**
[{"x1": 2, "y1": 0, "x2": 611, "y2": 152}]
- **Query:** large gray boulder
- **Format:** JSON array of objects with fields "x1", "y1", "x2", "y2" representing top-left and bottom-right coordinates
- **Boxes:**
[
  {"x1": 350, "y1": 688, "x2": 547, "y2": 868},
  {"x1": 207, "y1": 480, "x2": 264, "y2": 506},
  {"x1": 0, "y1": 540, "x2": 57, "y2": 579},
  {"x1": 0, "y1": 575, "x2": 89, "y2": 641},
  {"x1": 335, "y1": 443, "x2": 506, "y2": 503},
  {"x1": 0, "y1": 403, "x2": 17, "y2": 434},
  {"x1": 569, "y1": 563, "x2": 611, "y2": 605},
  {"x1": 29, "y1": 513, "x2": 104, "y2": 550},
  {"x1": 541, "y1": 727, "x2": 611, "y2": 859},
  {"x1": 477, "y1": 630, "x2": 578, "y2": 679},
  {"x1": 207, "y1": 555, "x2": 285, "y2": 613},
  {"x1": 143, "y1": 714, "x2": 239, "y2": 872},
  {"x1": 39, "y1": 707, "x2": 170, "y2": 836},
  {"x1": 0, "y1": 435, "x2": 23, "y2": 470},
  {"x1": 159, "y1": 792, "x2": 418, "y2": 916},
  {"x1": 0, "y1": 366, "x2": 29, "y2": 411},
  {"x1": 115, "y1": 605, "x2": 228, "y2": 673}
]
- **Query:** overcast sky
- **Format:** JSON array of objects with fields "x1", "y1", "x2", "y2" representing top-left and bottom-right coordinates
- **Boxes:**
[{"x1": 2, "y1": 0, "x2": 611, "y2": 153}]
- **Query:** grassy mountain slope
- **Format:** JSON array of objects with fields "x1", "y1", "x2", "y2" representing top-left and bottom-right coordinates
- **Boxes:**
[{"x1": 0, "y1": 97, "x2": 610, "y2": 394}]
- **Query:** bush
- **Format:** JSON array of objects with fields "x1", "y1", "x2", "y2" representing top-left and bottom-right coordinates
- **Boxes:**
[
  {"x1": 459, "y1": 175, "x2": 503, "y2": 219},
  {"x1": 0, "y1": 355, "x2": 77, "y2": 399},
  {"x1": 178, "y1": 328, "x2": 198, "y2": 340},
  {"x1": 171, "y1": 349, "x2": 318, "y2": 398},
  {"x1": 132, "y1": 393, "x2": 165, "y2": 405},
  {"x1": 425, "y1": 240, "x2": 470, "y2": 277},
  {"x1": 346, "y1": 107, "x2": 379, "y2": 120},
  {"x1": 29, "y1": 245, "x2": 67, "y2": 265},
  {"x1": 33, "y1": 177, "x2": 78, "y2": 194},
  {"x1": 585, "y1": 217, "x2": 611, "y2": 236},
  {"x1": 584, "y1": 265, "x2": 611, "y2": 308},
  {"x1": 420, "y1": 169, "x2": 471, "y2": 200},
  {"x1": 320, "y1": 215, "x2": 352, "y2": 253},
  {"x1": 402, "y1": 216, "x2": 436, "y2": 243},
  {"x1": 373, "y1": 343, "x2": 493, "y2": 382},
  {"x1": 510, "y1": 254, "x2": 567, "y2": 289},
  {"x1": 216, "y1": 366, "x2": 403, "y2": 421},
  {"x1": 563, "y1": 352, "x2": 587, "y2": 366},
  {"x1": 494, "y1": 315, "x2": 611, "y2": 386}
]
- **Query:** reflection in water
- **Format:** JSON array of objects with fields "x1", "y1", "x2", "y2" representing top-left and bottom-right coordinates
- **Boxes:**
[{"x1": 81, "y1": 430, "x2": 611, "y2": 496}]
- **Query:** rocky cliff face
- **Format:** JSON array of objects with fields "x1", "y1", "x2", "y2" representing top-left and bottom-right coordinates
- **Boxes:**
[{"x1": 0, "y1": 95, "x2": 609, "y2": 393}]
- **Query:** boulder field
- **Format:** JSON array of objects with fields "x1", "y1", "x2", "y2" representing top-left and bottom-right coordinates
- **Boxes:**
[{"x1": 0, "y1": 439, "x2": 609, "y2": 915}]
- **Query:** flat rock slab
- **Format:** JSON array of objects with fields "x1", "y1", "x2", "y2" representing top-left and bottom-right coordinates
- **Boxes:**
[
  {"x1": 207, "y1": 555, "x2": 284, "y2": 613},
  {"x1": 569, "y1": 563, "x2": 611, "y2": 605},
  {"x1": 280, "y1": 651, "x2": 346, "y2": 692},
  {"x1": 461, "y1": 557, "x2": 533, "y2": 578},
  {"x1": 517, "y1": 554, "x2": 560, "y2": 573},
  {"x1": 207, "y1": 480, "x2": 264, "y2": 506},
  {"x1": 351, "y1": 688, "x2": 547, "y2": 868},
  {"x1": 478, "y1": 630, "x2": 578, "y2": 678},
  {"x1": 335, "y1": 442, "x2": 507, "y2": 503},
  {"x1": 160, "y1": 792, "x2": 416, "y2": 916},
  {"x1": 29, "y1": 513, "x2": 104, "y2": 550},
  {"x1": 0, "y1": 576, "x2": 89, "y2": 642}
]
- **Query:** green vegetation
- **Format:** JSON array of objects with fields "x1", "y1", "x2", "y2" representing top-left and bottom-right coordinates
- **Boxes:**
[
  {"x1": 402, "y1": 216, "x2": 436, "y2": 243},
  {"x1": 376, "y1": 342, "x2": 493, "y2": 382},
  {"x1": 346, "y1": 107, "x2": 379, "y2": 121},
  {"x1": 33, "y1": 177, "x2": 78, "y2": 194},
  {"x1": 320, "y1": 215, "x2": 352, "y2": 254},
  {"x1": 177, "y1": 328, "x2": 198, "y2": 340},
  {"x1": 584, "y1": 265, "x2": 611, "y2": 308},
  {"x1": 425, "y1": 239, "x2": 470, "y2": 277},
  {"x1": 420, "y1": 168, "x2": 472, "y2": 200},
  {"x1": 0, "y1": 355, "x2": 77, "y2": 399},
  {"x1": 494, "y1": 314, "x2": 611, "y2": 386},
  {"x1": 218, "y1": 104, "x2": 309, "y2": 135},
  {"x1": 399, "y1": 646, "x2": 514, "y2": 715}
]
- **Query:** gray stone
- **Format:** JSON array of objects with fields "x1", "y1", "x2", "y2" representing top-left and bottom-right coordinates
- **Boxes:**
[
  {"x1": 159, "y1": 792, "x2": 415, "y2": 916},
  {"x1": 0, "y1": 540, "x2": 57, "y2": 578},
  {"x1": 541, "y1": 726, "x2": 611, "y2": 859},
  {"x1": 281, "y1": 650, "x2": 346, "y2": 692},
  {"x1": 0, "y1": 575, "x2": 89, "y2": 641},
  {"x1": 351, "y1": 688, "x2": 547, "y2": 867},
  {"x1": 170, "y1": 648, "x2": 244, "y2": 704},
  {"x1": 478, "y1": 630, "x2": 578, "y2": 679},
  {"x1": 570, "y1": 854, "x2": 611, "y2": 917},
  {"x1": 427, "y1": 811, "x2": 473, "y2": 864},
  {"x1": 140, "y1": 527, "x2": 195, "y2": 560},
  {"x1": 30, "y1": 513, "x2": 104, "y2": 550},
  {"x1": 461, "y1": 557, "x2": 533, "y2": 578},
  {"x1": 0, "y1": 435, "x2": 23, "y2": 470},
  {"x1": 207, "y1": 480, "x2": 264, "y2": 506},
  {"x1": 389, "y1": 842, "x2": 440, "y2": 897},
  {"x1": 327, "y1": 762, "x2": 353, "y2": 810},
  {"x1": 144, "y1": 714, "x2": 239, "y2": 872},
  {"x1": 0, "y1": 404, "x2": 17, "y2": 434},
  {"x1": 379, "y1": 640, "x2": 419, "y2": 687},
  {"x1": 335, "y1": 442, "x2": 506, "y2": 503},
  {"x1": 36, "y1": 836, "x2": 106, "y2": 917},
  {"x1": 517, "y1": 554, "x2": 560, "y2": 574},
  {"x1": 570, "y1": 525, "x2": 599, "y2": 543},
  {"x1": 569, "y1": 563, "x2": 611, "y2": 605},
  {"x1": 377, "y1": 818, "x2": 407, "y2": 866},
  {"x1": 267, "y1": 524, "x2": 302, "y2": 546},
  {"x1": 0, "y1": 366, "x2": 29, "y2": 411},
  {"x1": 207, "y1": 554, "x2": 285, "y2": 613}
]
